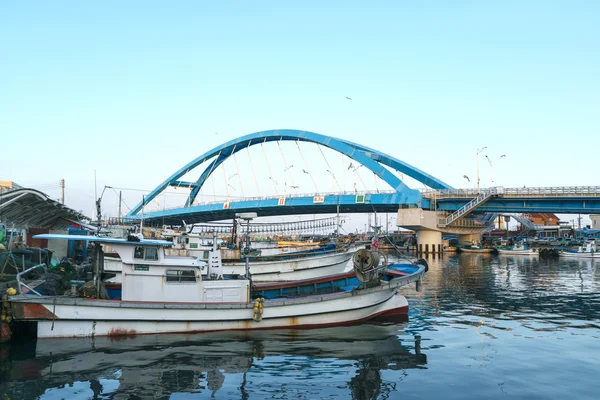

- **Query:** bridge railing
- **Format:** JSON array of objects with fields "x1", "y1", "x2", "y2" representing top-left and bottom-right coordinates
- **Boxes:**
[
  {"x1": 501, "y1": 186, "x2": 600, "y2": 197},
  {"x1": 141, "y1": 189, "x2": 399, "y2": 214},
  {"x1": 423, "y1": 186, "x2": 600, "y2": 198}
]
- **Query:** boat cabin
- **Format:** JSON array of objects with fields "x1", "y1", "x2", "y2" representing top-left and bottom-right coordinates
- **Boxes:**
[{"x1": 109, "y1": 242, "x2": 249, "y2": 303}]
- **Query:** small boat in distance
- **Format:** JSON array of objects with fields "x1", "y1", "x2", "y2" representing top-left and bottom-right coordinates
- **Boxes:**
[
  {"x1": 6, "y1": 235, "x2": 427, "y2": 340},
  {"x1": 458, "y1": 242, "x2": 494, "y2": 254},
  {"x1": 497, "y1": 242, "x2": 538, "y2": 256},
  {"x1": 559, "y1": 240, "x2": 600, "y2": 259}
]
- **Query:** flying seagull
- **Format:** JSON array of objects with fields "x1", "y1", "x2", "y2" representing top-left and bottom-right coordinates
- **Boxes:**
[
  {"x1": 302, "y1": 169, "x2": 309, "y2": 174},
  {"x1": 290, "y1": 185, "x2": 299, "y2": 189},
  {"x1": 485, "y1": 155, "x2": 492, "y2": 166},
  {"x1": 348, "y1": 162, "x2": 354, "y2": 170},
  {"x1": 284, "y1": 165, "x2": 294, "y2": 172},
  {"x1": 500, "y1": 155, "x2": 506, "y2": 158},
  {"x1": 463, "y1": 175, "x2": 471, "y2": 182},
  {"x1": 345, "y1": 96, "x2": 352, "y2": 100}
]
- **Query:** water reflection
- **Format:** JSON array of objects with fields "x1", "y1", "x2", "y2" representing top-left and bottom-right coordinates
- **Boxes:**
[
  {"x1": 401, "y1": 253, "x2": 600, "y2": 331},
  {"x1": 0, "y1": 323, "x2": 426, "y2": 399},
  {"x1": 2, "y1": 254, "x2": 599, "y2": 399}
]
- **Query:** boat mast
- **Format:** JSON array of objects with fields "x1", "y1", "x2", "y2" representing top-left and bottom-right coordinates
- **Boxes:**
[
  {"x1": 336, "y1": 197, "x2": 340, "y2": 238},
  {"x1": 140, "y1": 194, "x2": 145, "y2": 237},
  {"x1": 94, "y1": 190, "x2": 103, "y2": 298}
]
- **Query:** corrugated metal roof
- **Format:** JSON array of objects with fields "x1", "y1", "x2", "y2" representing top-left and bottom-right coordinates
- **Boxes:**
[{"x1": 0, "y1": 188, "x2": 90, "y2": 229}]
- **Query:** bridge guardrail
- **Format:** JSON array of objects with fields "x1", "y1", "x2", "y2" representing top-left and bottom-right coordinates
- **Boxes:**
[
  {"x1": 132, "y1": 185, "x2": 600, "y2": 217},
  {"x1": 422, "y1": 186, "x2": 600, "y2": 198},
  {"x1": 138, "y1": 189, "x2": 399, "y2": 214}
]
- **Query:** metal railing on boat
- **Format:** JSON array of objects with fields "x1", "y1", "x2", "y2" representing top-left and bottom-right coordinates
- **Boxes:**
[{"x1": 16, "y1": 263, "x2": 47, "y2": 297}]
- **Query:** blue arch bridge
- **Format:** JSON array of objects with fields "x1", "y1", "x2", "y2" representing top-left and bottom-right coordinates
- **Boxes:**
[{"x1": 125, "y1": 129, "x2": 600, "y2": 252}]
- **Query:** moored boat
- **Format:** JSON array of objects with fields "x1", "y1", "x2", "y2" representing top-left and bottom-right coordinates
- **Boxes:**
[
  {"x1": 104, "y1": 236, "x2": 356, "y2": 283},
  {"x1": 458, "y1": 242, "x2": 494, "y2": 254},
  {"x1": 559, "y1": 240, "x2": 600, "y2": 259},
  {"x1": 497, "y1": 242, "x2": 538, "y2": 256},
  {"x1": 5, "y1": 236, "x2": 426, "y2": 340},
  {"x1": 104, "y1": 245, "x2": 356, "y2": 284}
]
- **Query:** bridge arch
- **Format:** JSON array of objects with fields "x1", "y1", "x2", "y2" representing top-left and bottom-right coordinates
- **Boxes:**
[{"x1": 127, "y1": 129, "x2": 452, "y2": 216}]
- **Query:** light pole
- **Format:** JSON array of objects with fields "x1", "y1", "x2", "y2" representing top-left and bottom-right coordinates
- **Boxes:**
[{"x1": 476, "y1": 146, "x2": 487, "y2": 192}]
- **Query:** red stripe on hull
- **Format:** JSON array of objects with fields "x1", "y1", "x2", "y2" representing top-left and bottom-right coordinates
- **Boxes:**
[{"x1": 12, "y1": 303, "x2": 57, "y2": 320}]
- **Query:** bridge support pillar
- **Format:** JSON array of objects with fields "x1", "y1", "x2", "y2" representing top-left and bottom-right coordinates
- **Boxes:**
[
  {"x1": 416, "y1": 230, "x2": 442, "y2": 255},
  {"x1": 459, "y1": 233, "x2": 481, "y2": 244}
]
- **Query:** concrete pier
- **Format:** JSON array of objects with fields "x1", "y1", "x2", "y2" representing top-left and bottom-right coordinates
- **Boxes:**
[
  {"x1": 397, "y1": 208, "x2": 443, "y2": 254},
  {"x1": 416, "y1": 230, "x2": 442, "y2": 255}
]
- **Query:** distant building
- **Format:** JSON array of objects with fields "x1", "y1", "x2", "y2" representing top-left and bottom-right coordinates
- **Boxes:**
[
  {"x1": 0, "y1": 181, "x2": 22, "y2": 194},
  {"x1": 590, "y1": 215, "x2": 600, "y2": 229},
  {"x1": 525, "y1": 213, "x2": 560, "y2": 226}
]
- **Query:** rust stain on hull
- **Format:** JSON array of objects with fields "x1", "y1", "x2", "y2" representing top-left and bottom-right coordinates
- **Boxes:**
[{"x1": 107, "y1": 328, "x2": 137, "y2": 340}]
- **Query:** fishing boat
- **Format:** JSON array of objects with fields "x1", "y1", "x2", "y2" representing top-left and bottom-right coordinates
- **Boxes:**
[
  {"x1": 458, "y1": 242, "x2": 494, "y2": 254},
  {"x1": 559, "y1": 240, "x2": 600, "y2": 259},
  {"x1": 104, "y1": 240, "x2": 357, "y2": 283},
  {"x1": 497, "y1": 242, "x2": 538, "y2": 256},
  {"x1": 5, "y1": 235, "x2": 426, "y2": 340}
]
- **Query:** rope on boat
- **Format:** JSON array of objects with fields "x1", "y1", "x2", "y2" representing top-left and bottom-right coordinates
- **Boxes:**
[
  {"x1": 1, "y1": 289, "x2": 15, "y2": 343},
  {"x1": 252, "y1": 297, "x2": 265, "y2": 322}
]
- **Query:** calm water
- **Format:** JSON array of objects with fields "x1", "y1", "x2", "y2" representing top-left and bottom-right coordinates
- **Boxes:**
[{"x1": 1, "y1": 254, "x2": 599, "y2": 399}]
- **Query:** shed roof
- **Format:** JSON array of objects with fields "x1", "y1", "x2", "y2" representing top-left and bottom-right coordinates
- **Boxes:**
[{"x1": 0, "y1": 188, "x2": 90, "y2": 229}]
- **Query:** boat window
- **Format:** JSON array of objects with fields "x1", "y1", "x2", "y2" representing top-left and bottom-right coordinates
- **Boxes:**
[
  {"x1": 134, "y1": 246, "x2": 145, "y2": 259},
  {"x1": 145, "y1": 247, "x2": 159, "y2": 261},
  {"x1": 166, "y1": 270, "x2": 197, "y2": 283},
  {"x1": 203, "y1": 250, "x2": 210, "y2": 259}
]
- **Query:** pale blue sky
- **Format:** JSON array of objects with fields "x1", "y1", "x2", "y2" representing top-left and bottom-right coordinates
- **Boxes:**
[{"x1": 1, "y1": 1, "x2": 598, "y2": 227}]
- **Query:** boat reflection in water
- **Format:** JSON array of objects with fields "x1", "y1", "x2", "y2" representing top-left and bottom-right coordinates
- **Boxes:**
[{"x1": 1, "y1": 322, "x2": 426, "y2": 399}]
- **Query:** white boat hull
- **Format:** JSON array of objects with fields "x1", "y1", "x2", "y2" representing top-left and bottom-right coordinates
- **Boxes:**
[
  {"x1": 460, "y1": 248, "x2": 493, "y2": 253},
  {"x1": 559, "y1": 252, "x2": 600, "y2": 259},
  {"x1": 11, "y1": 288, "x2": 408, "y2": 339},
  {"x1": 105, "y1": 250, "x2": 355, "y2": 284},
  {"x1": 497, "y1": 249, "x2": 538, "y2": 256}
]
